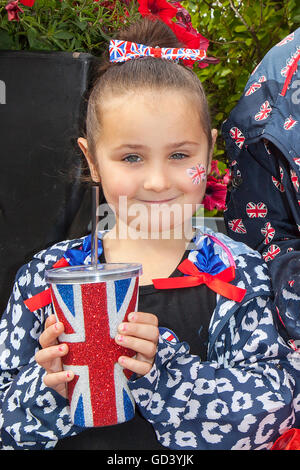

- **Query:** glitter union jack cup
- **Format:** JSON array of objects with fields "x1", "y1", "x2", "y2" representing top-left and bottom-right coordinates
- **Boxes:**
[{"x1": 45, "y1": 263, "x2": 142, "y2": 428}]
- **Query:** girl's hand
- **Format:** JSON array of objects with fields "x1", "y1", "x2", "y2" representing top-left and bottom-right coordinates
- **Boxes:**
[
  {"x1": 35, "y1": 314, "x2": 73, "y2": 398},
  {"x1": 115, "y1": 311, "x2": 159, "y2": 376},
  {"x1": 35, "y1": 311, "x2": 158, "y2": 399}
]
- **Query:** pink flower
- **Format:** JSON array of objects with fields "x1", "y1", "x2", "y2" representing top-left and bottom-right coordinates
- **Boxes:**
[
  {"x1": 222, "y1": 168, "x2": 231, "y2": 185},
  {"x1": 5, "y1": 1, "x2": 24, "y2": 21},
  {"x1": 203, "y1": 160, "x2": 231, "y2": 212},
  {"x1": 203, "y1": 178, "x2": 227, "y2": 211},
  {"x1": 210, "y1": 160, "x2": 221, "y2": 177}
]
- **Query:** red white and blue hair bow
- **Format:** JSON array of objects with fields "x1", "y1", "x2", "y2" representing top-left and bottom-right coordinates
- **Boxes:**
[{"x1": 109, "y1": 39, "x2": 206, "y2": 64}]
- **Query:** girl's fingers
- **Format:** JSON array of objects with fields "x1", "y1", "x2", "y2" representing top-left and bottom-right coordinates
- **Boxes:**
[
  {"x1": 39, "y1": 318, "x2": 64, "y2": 349},
  {"x1": 118, "y1": 355, "x2": 152, "y2": 376},
  {"x1": 35, "y1": 343, "x2": 68, "y2": 368},
  {"x1": 43, "y1": 369, "x2": 74, "y2": 389},
  {"x1": 116, "y1": 312, "x2": 159, "y2": 360},
  {"x1": 128, "y1": 311, "x2": 158, "y2": 326},
  {"x1": 45, "y1": 314, "x2": 57, "y2": 329},
  {"x1": 37, "y1": 315, "x2": 72, "y2": 398},
  {"x1": 118, "y1": 321, "x2": 159, "y2": 343},
  {"x1": 115, "y1": 334, "x2": 157, "y2": 359}
]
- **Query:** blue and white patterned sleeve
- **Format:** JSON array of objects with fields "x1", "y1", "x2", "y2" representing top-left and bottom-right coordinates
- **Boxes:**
[
  {"x1": 0, "y1": 260, "x2": 80, "y2": 450},
  {"x1": 128, "y1": 296, "x2": 300, "y2": 450}
]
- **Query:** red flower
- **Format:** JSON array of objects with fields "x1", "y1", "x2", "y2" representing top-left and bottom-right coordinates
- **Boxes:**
[
  {"x1": 93, "y1": 1, "x2": 130, "y2": 20},
  {"x1": 203, "y1": 177, "x2": 227, "y2": 212},
  {"x1": 19, "y1": 0, "x2": 108, "y2": 5},
  {"x1": 169, "y1": 21, "x2": 208, "y2": 49},
  {"x1": 19, "y1": 0, "x2": 35, "y2": 6},
  {"x1": 5, "y1": 1, "x2": 24, "y2": 21},
  {"x1": 137, "y1": 0, "x2": 217, "y2": 69},
  {"x1": 170, "y1": 1, "x2": 218, "y2": 68},
  {"x1": 171, "y1": 1, "x2": 191, "y2": 25},
  {"x1": 169, "y1": 1, "x2": 209, "y2": 50},
  {"x1": 137, "y1": 0, "x2": 177, "y2": 22}
]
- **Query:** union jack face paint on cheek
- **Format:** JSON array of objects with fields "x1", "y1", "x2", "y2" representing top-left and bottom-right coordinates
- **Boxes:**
[{"x1": 186, "y1": 163, "x2": 207, "y2": 185}]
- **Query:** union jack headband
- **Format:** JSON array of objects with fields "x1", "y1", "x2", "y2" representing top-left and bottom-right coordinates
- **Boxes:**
[{"x1": 109, "y1": 39, "x2": 206, "y2": 64}]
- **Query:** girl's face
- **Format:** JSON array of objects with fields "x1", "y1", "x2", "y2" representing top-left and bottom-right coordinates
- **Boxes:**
[{"x1": 78, "y1": 89, "x2": 216, "y2": 236}]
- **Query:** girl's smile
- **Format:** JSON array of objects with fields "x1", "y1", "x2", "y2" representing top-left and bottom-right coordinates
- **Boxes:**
[{"x1": 136, "y1": 197, "x2": 178, "y2": 204}]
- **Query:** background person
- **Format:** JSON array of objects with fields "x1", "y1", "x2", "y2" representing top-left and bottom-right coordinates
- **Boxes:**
[{"x1": 222, "y1": 28, "x2": 300, "y2": 345}]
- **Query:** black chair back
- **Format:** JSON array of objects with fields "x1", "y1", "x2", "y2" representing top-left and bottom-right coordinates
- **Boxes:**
[{"x1": 0, "y1": 51, "x2": 97, "y2": 314}]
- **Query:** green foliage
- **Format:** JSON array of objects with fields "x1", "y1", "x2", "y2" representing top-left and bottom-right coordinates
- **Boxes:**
[
  {"x1": 181, "y1": 0, "x2": 300, "y2": 162},
  {"x1": 0, "y1": 0, "x2": 140, "y2": 54}
]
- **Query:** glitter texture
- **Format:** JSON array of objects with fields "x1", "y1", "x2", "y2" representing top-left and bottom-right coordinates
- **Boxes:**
[{"x1": 50, "y1": 276, "x2": 139, "y2": 427}]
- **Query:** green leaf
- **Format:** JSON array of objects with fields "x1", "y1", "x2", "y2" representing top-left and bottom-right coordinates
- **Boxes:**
[
  {"x1": 53, "y1": 30, "x2": 73, "y2": 40},
  {"x1": 204, "y1": 209, "x2": 218, "y2": 217},
  {"x1": 76, "y1": 20, "x2": 88, "y2": 32},
  {"x1": 0, "y1": 30, "x2": 15, "y2": 49},
  {"x1": 220, "y1": 69, "x2": 232, "y2": 77},
  {"x1": 27, "y1": 29, "x2": 48, "y2": 50},
  {"x1": 234, "y1": 25, "x2": 248, "y2": 32},
  {"x1": 215, "y1": 112, "x2": 224, "y2": 121}
]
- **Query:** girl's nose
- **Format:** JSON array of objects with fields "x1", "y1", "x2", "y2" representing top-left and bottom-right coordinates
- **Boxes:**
[{"x1": 143, "y1": 164, "x2": 171, "y2": 192}]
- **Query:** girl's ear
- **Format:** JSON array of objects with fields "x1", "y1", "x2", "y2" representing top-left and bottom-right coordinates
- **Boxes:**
[
  {"x1": 77, "y1": 137, "x2": 101, "y2": 183},
  {"x1": 207, "y1": 128, "x2": 218, "y2": 175}
]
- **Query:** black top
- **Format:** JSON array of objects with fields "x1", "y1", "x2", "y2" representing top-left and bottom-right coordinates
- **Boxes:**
[{"x1": 55, "y1": 249, "x2": 216, "y2": 450}]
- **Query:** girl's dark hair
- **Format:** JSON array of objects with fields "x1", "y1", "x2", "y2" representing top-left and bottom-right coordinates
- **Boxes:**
[{"x1": 85, "y1": 17, "x2": 212, "y2": 160}]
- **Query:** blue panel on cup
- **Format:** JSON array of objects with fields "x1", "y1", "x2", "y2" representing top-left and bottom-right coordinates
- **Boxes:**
[
  {"x1": 57, "y1": 284, "x2": 75, "y2": 317},
  {"x1": 74, "y1": 394, "x2": 85, "y2": 427},
  {"x1": 114, "y1": 278, "x2": 132, "y2": 312}
]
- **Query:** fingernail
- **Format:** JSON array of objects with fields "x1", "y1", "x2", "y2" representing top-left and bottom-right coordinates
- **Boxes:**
[
  {"x1": 128, "y1": 313, "x2": 135, "y2": 321},
  {"x1": 117, "y1": 335, "x2": 123, "y2": 342},
  {"x1": 119, "y1": 323, "x2": 126, "y2": 332},
  {"x1": 119, "y1": 356, "x2": 126, "y2": 365},
  {"x1": 58, "y1": 345, "x2": 65, "y2": 352}
]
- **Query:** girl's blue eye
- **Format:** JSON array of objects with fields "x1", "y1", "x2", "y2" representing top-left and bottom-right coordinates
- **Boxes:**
[
  {"x1": 122, "y1": 153, "x2": 188, "y2": 163},
  {"x1": 170, "y1": 152, "x2": 188, "y2": 160},
  {"x1": 123, "y1": 154, "x2": 141, "y2": 163}
]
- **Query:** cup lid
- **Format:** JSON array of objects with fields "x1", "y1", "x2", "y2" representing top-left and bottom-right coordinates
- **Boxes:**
[{"x1": 45, "y1": 263, "x2": 143, "y2": 284}]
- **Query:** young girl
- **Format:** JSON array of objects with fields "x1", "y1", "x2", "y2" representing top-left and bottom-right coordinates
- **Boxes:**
[{"x1": 0, "y1": 18, "x2": 299, "y2": 451}]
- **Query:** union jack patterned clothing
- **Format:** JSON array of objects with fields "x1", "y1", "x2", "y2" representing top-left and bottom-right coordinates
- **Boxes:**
[
  {"x1": 0, "y1": 227, "x2": 299, "y2": 450},
  {"x1": 222, "y1": 27, "x2": 300, "y2": 342}
]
